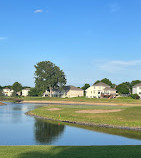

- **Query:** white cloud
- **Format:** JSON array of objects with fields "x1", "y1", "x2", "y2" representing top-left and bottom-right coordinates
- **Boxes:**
[
  {"x1": 34, "y1": 9, "x2": 43, "y2": 13},
  {"x1": 0, "y1": 37, "x2": 8, "y2": 40},
  {"x1": 96, "y1": 60, "x2": 141, "y2": 73}
]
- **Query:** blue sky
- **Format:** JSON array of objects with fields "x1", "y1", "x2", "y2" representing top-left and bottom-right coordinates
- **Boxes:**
[{"x1": 0, "y1": 0, "x2": 141, "y2": 87}]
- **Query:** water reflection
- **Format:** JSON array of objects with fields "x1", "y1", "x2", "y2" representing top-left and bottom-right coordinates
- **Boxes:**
[
  {"x1": 0, "y1": 102, "x2": 141, "y2": 145},
  {"x1": 34, "y1": 118, "x2": 65, "y2": 144}
]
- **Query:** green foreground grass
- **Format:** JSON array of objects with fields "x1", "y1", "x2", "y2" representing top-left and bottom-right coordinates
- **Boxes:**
[
  {"x1": 0, "y1": 146, "x2": 141, "y2": 158},
  {"x1": 29, "y1": 104, "x2": 141, "y2": 128}
]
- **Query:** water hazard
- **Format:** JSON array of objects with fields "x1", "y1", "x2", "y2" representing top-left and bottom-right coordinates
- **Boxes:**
[{"x1": 0, "y1": 102, "x2": 141, "y2": 145}]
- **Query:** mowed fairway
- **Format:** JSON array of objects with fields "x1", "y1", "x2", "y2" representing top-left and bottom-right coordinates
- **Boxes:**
[
  {"x1": 0, "y1": 146, "x2": 141, "y2": 158},
  {"x1": 28, "y1": 104, "x2": 141, "y2": 128}
]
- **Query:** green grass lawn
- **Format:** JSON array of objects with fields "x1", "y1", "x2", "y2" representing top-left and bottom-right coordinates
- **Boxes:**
[
  {"x1": 1, "y1": 96, "x2": 141, "y2": 104},
  {"x1": 23, "y1": 96, "x2": 141, "y2": 104},
  {"x1": 0, "y1": 146, "x2": 141, "y2": 158},
  {"x1": 28, "y1": 104, "x2": 141, "y2": 128}
]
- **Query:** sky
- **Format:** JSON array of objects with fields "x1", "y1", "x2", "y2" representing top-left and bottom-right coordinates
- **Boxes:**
[{"x1": 0, "y1": 0, "x2": 141, "y2": 87}]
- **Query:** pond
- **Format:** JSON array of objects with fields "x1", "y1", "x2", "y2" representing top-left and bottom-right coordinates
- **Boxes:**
[{"x1": 0, "y1": 102, "x2": 141, "y2": 146}]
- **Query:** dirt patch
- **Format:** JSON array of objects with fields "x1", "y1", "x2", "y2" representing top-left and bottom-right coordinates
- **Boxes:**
[
  {"x1": 75, "y1": 109, "x2": 123, "y2": 114},
  {"x1": 48, "y1": 108, "x2": 62, "y2": 111}
]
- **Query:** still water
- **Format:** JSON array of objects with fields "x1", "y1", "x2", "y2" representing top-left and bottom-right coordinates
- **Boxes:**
[{"x1": 0, "y1": 102, "x2": 141, "y2": 146}]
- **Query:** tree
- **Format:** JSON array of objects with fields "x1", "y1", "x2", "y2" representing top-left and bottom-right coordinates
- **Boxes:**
[
  {"x1": 116, "y1": 83, "x2": 130, "y2": 94},
  {"x1": 34, "y1": 119, "x2": 65, "y2": 144},
  {"x1": 94, "y1": 80, "x2": 100, "y2": 85},
  {"x1": 0, "y1": 86, "x2": 3, "y2": 90},
  {"x1": 131, "y1": 80, "x2": 141, "y2": 88},
  {"x1": 81, "y1": 84, "x2": 90, "y2": 91},
  {"x1": 12, "y1": 82, "x2": 22, "y2": 92},
  {"x1": 101, "y1": 78, "x2": 113, "y2": 87},
  {"x1": 34, "y1": 61, "x2": 67, "y2": 97},
  {"x1": 0, "y1": 90, "x2": 3, "y2": 96},
  {"x1": 81, "y1": 83, "x2": 90, "y2": 96},
  {"x1": 94, "y1": 78, "x2": 114, "y2": 87},
  {"x1": 28, "y1": 88, "x2": 40, "y2": 96},
  {"x1": 130, "y1": 94, "x2": 140, "y2": 99}
]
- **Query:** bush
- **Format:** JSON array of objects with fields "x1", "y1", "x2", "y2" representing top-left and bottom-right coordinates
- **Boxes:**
[
  {"x1": 28, "y1": 88, "x2": 41, "y2": 96},
  {"x1": 130, "y1": 94, "x2": 140, "y2": 99}
]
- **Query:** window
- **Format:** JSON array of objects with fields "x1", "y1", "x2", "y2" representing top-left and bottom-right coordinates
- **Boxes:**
[
  {"x1": 98, "y1": 92, "x2": 100, "y2": 94},
  {"x1": 93, "y1": 91, "x2": 95, "y2": 93}
]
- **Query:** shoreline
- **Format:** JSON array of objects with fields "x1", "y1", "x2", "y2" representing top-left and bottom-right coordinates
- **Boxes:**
[
  {"x1": 0, "y1": 102, "x2": 6, "y2": 105},
  {"x1": 23, "y1": 100, "x2": 141, "y2": 106},
  {"x1": 27, "y1": 112, "x2": 141, "y2": 131}
]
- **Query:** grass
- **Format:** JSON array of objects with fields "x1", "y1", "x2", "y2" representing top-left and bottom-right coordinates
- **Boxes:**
[
  {"x1": 0, "y1": 146, "x2": 141, "y2": 158},
  {"x1": 1, "y1": 96, "x2": 141, "y2": 104},
  {"x1": 23, "y1": 96, "x2": 141, "y2": 104},
  {"x1": 28, "y1": 104, "x2": 141, "y2": 128}
]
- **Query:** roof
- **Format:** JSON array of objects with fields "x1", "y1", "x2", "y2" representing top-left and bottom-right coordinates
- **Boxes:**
[
  {"x1": 133, "y1": 83, "x2": 141, "y2": 88},
  {"x1": 104, "y1": 87, "x2": 116, "y2": 91},
  {"x1": 3, "y1": 88, "x2": 10, "y2": 90},
  {"x1": 22, "y1": 88, "x2": 31, "y2": 90},
  {"x1": 63, "y1": 86, "x2": 83, "y2": 91},
  {"x1": 93, "y1": 82, "x2": 110, "y2": 87}
]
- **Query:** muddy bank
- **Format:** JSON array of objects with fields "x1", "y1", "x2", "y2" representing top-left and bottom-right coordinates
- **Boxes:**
[
  {"x1": 27, "y1": 112, "x2": 141, "y2": 131},
  {"x1": 0, "y1": 102, "x2": 6, "y2": 105}
]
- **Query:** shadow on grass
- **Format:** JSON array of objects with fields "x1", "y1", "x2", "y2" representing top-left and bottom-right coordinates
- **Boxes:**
[{"x1": 16, "y1": 146, "x2": 141, "y2": 158}]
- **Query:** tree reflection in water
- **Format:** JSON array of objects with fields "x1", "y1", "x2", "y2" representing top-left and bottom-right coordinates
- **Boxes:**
[{"x1": 34, "y1": 118, "x2": 65, "y2": 144}]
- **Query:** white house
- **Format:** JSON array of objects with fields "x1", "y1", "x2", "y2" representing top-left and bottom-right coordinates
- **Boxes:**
[
  {"x1": 22, "y1": 88, "x2": 30, "y2": 97},
  {"x1": 43, "y1": 86, "x2": 84, "y2": 98},
  {"x1": 2, "y1": 88, "x2": 14, "y2": 96},
  {"x1": 132, "y1": 83, "x2": 141, "y2": 98},
  {"x1": 85, "y1": 82, "x2": 117, "y2": 98}
]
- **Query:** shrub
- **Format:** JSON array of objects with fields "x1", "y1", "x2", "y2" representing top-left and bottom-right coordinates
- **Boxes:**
[{"x1": 130, "y1": 94, "x2": 140, "y2": 99}]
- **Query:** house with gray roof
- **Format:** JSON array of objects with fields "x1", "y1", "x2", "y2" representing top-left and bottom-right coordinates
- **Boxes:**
[
  {"x1": 132, "y1": 83, "x2": 141, "y2": 98},
  {"x1": 85, "y1": 82, "x2": 116, "y2": 98},
  {"x1": 43, "y1": 86, "x2": 84, "y2": 98}
]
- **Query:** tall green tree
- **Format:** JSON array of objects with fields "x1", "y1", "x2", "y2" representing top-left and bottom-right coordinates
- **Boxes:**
[
  {"x1": 12, "y1": 82, "x2": 22, "y2": 92},
  {"x1": 116, "y1": 83, "x2": 130, "y2": 94},
  {"x1": 101, "y1": 78, "x2": 113, "y2": 87},
  {"x1": 34, "y1": 61, "x2": 67, "y2": 97}
]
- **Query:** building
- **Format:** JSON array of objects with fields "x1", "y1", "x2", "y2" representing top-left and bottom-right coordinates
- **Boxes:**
[
  {"x1": 85, "y1": 82, "x2": 117, "y2": 98},
  {"x1": 43, "y1": 86, "x2": 84, "y2": 98},
  {"x1": 132, "y1": 83, "x2": 141, "y2": 98},
  {"x1": 22, "y1": 88, "x2": 30, "y2": 97},
  {"x1": 2, "y1": 88, "x2": 14, "y2": 96}
]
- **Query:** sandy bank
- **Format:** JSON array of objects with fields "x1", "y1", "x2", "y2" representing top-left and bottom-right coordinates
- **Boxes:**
[{"x1": 23, "y1": 100, "x2": 141, "y2": 106}]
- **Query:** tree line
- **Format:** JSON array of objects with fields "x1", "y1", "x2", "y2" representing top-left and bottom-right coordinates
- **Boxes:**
[{"x1": 0, "y1": 61, "x2": 141, "y2": 97}]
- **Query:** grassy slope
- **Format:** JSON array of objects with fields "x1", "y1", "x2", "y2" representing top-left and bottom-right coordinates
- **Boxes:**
[
  {"x1": 23, "y1": 96, "x2": 141, "y2": 104},
  {"x1": 0, "y1": 146, "x2": 141, "y2": 158},
  {"x1": 28, "y1": 105, "x2": 141, "y2": 128}
]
